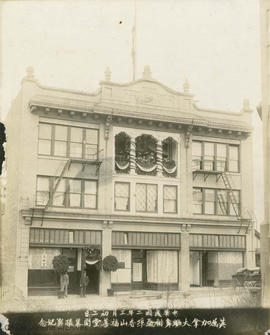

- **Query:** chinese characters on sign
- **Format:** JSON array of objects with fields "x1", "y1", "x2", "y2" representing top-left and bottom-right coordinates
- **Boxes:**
[{"x1": 38, "y1": 309, "x2": 227, "y2": 329}]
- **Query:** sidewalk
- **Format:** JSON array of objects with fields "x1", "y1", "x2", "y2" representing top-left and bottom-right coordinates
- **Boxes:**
[{"x1": 0, "y1": 287, "x2": 261, "y2": 313}]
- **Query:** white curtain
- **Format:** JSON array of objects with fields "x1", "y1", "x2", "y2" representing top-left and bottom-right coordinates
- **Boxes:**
[
  {"x1": 189, "y1": 251, "x2": 200, "y2": 286},
  {"x1": 146, "y1": 250, "x2": 178, "y2": 283},
  {"x1": 111, "y1": 249, "x2": 131, "y2": 283},
  {"x1": 218, "y1": 252, "x2": 243, "y2": 280}
]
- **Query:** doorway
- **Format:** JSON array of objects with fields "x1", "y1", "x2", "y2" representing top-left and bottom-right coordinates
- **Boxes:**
[
  {"x1": 85, "y1": 263, "x2": 100, "y2": 294},
  {"x1": 131, "y1": 249, "x2": 146, "y2": 289}
]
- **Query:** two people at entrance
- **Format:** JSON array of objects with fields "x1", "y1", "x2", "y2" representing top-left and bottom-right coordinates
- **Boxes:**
[
  {"x1": 80, "y1": 270, "x2": 89, "y2": 297},
  {"x1": 59, "y1": 272, "x2": 69, "y2": 298}
]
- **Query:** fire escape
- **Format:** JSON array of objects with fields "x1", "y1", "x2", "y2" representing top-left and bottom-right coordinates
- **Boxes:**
[
  {"x1": 192, "y1": 158, "x2": 253, "y2": 234},
  {"x1": 44, "y1": 156, "x2": 102, "y2": 211}
]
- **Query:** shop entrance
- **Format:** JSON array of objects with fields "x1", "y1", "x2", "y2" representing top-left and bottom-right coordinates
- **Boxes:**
[
  {"x1": 85, "y1": 263, "x2": 100, "y2": 294},
  {"x1": 131, "y1": 249, "x2": 146, "y2": 289},
  {"x1": 190, "y1": 251, "x2": 218, "y2": 287}
]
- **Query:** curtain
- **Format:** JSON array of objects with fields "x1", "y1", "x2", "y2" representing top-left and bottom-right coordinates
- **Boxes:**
[
  {"x1": 111, "y1": 249, "x2": 131, "y2": 283},
  {"x1": 146, "y1": 250, "x2": 178, "y2": 283},
  {"x1": 218, "y1": 252, "x2": 243, "y2": 280},
  {"x1": 28, "y1": 247, "x2": 61, "y2": 270}
]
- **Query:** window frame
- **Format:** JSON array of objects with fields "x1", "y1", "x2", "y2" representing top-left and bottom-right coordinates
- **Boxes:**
[
  {"x1": 36, "y1": 176, "x2": 98, "y2": 209},
  {"x1": 135, "y1": 183, "x2": 158, "y2": 213},
  {"x1": 192, "y1": 141, "x2": 240, "y2": 173},
  {"x1": 163, "y1": 184, "x2": 178, "y2": 214},
  {"x1": 38, "y1": 123, "x2": 99, "y2": 160},
  {"x1": 193, "y1": 187, "x2": 241, "y2": 216},
  {"x1": 114, "y1": 182, "x2": 130, "y2": 212}
]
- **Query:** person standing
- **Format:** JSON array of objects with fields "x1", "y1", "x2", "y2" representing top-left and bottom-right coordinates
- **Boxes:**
[
  {"x1": 60, "y1": 272, "x2": 69, "y2": 298},
  {"x1": 80, "y1": 270, "x2": 89, "y2": 297}
]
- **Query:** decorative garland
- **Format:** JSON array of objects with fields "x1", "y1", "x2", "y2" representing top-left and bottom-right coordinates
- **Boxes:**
[{"x1": 115, "y1": 161, "x2": 130, "y2": 170}]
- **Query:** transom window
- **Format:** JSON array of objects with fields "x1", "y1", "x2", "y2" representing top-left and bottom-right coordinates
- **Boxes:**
[
  {"x1": 36, "y1": 176, "x2": 97, "y2": 209},
  {"x1": 192, "y1": 141, "x2": 240, "y2": 173},
  {"x1": 136, "y1": 183, "x2": 158, "y2": 213},
  {"x1": 38, "y1": 123, "x2": 98, "y2": 159},
  {"x1": 193, "y1": 188, "x2": 240, "y2": 216}
]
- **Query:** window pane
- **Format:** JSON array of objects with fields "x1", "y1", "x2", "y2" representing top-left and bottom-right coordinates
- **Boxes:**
[
  {"x1": 54, "y1": 141, "x2": 67, "y2": 156},
  {"x1": 38, "y1": 140, "x2": 51, "y2": 155},
  {"x1": 164, "y1": 185, "x2": 177, "y2": 200},
  {"x1": 84, "y1": 181, "x2": 97, "y2": 194},
  {"x1": 217, "y1": 190, "x2": 228, "y2": 215},
  {"x1": 204, "y1": 143, "x2": 214, "y2": 170},
  {"x1": 229, "y1": 146, "x2": 239, "y2": 172},
  {"x1": 70, "y1": 127, "x2": 83, "y2": 142},
  {"x1": 147, "y1": 184, "x2": 157, "y2": 212},
  {"x1": 204, "y1": 189, "x2": 215, "y2": 214},
  {"x1": 84, "y1": 194, "x2": 97, "y2": 208},
  {"x1": 86, "y1": 129, "x2": 98, "y2": 144},
  {"x1": 192, "y1": 141, "x2": 202, "y2": 156},
  {"x1": 53, "y1": 193, "x2": 65, "y2": 206},
  {"x1": 229, "y1": 191, "x2": 240, "y2": 216},
  {"x1": 115, "y1": 197, "x2": 129, "y2": 211},
  {"x1": 193, "y1": 188, "x2": 202, "y2": 214},
  {"x1": 37, "y1": 177, "x2": 50, "y2": 191},
  {"x1": 216, "y1": 144, "x2": 227, "y2": 171},
  {"x1": 54, "y1": 179, "x2": 65, "y2": 192},
  {"x1": 55, "y1": 125, "x2": 68, "y2": 140},
  {"x1": 85, "y1": 144, "x2": 98, "y2": 159},
  {"x1": 115, "y1": 182, "x2": 129, "y2": 197},
  {"x1": 70, "y1": 143, "x2": 82, "y2": 158},
  {"x1": 39, "y1": 124, "x2": 52, "y2": 139},
  {"x1": 69, "y1": 194, "x2": 81, "y2": 207},
  {"x1": 69, "y1": 180, "x2": 81, "y2": 193},
  {"x1": 136, "y1": 184, "x2": 146, "y2": 211},
  {"x1": 36, "y1": 192, "x2": 49, "y2": 206},
  {"x1": 164, "y1": 199, "x2": 176, "y2": 213}
]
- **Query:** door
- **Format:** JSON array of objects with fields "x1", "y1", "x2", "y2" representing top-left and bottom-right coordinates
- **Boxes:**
[
  {"x1": 85, "y1": 263, "x2": 100, "y2": 294},
  {"x1": 131, "y1": 249, "x2": 146, "y2": 289}
]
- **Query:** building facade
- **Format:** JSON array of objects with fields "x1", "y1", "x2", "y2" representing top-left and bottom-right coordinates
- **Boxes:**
[
  {"x1": 259, "y1": 0, "x2": 270, "y2": 308},
  {"x1": 1, "y1": 66, "x2": 257, "y2": 298}
]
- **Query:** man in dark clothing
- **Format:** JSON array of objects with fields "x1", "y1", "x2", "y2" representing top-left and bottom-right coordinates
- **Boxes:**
[{"x1": 80, "y1": 270, "x2": 89, "y2": 297}]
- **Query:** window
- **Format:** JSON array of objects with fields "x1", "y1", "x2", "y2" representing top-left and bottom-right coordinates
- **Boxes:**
[
  {"x1": 229, "y1": 190, "x2": 240, "y2": 216},
  {"x1": 193, "y1": 188, "x2": 203, "y2": 214},
  {"x1": 192, "y1": 141, "x2": 240, "y2": 173},
  {"x1": 36, "y1": 176, "x2": 97, "y2": 209},
  {"x1": 136, "y1": 183, "x2": 157, "y2": 212},
  {"x1": 193, "y1": 188, "x2": 240, "y2": 216},
  {"x1": 68, "y1": 179, "x2": 81, "y2": 207},
  {"x1": 38, "y1": 123, "x2": 98, "y2": 159},
  {"x1": 83, "y1": 180, "x2": 97, "y2": 209},
  {"x1": 163, "y1": 185, "x2": 177, "y2": 213},
  {"x1": 228, "y1": 145, "x2": 239, "y2": 172},
  {"x1": 216, "y1": 144, "x2": 227, "y2": 171},
  {"x1": 204, "y1": 142, "x2": 215, "y2": 171},
  {"x1": 36, "y1": 176, "x2": 50, "y2": 205},
  {"x1": 115, "y1": 182, "x2": 130, "y2": 211},
  {"x1": 204, "y1": 189, "x2": 215, "y2": 214},
  {"x1": 38, "y1": 124, "x2": 52, "y2": 155}
]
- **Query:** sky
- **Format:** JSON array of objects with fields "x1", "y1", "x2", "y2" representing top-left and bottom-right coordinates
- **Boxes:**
[{"x1": 0, "y1": 0, "x2": 264, "y2": 224}]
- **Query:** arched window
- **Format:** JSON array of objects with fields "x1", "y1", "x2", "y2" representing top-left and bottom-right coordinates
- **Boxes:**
[
  {"x1": 135, "y1": 134, "x2": 157, "y2": 176},
  {"x1": 115, "y1": 132, "x2": 130, "y2": 173},
  {"x1": 162, "y1": 137, "x2": 177, "y2": 177}
]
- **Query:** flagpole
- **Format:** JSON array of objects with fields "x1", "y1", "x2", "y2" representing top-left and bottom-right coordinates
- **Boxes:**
[{"x1": 132, "y1": 0, "x2": 137, "y2": 81}]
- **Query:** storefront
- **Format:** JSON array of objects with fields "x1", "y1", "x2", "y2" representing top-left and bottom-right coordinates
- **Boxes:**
[
  {"x1": 28, "y1": 228, "x2": 102, "y2": 295},
  {"x1": 189, "y1": 234, "x2": 245, "y2": 287},
  {"x1": 111, "y1": 231, "x2": 180, "y2": 291}
]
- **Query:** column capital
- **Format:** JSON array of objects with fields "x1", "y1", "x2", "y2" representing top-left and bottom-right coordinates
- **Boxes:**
[{"x1": 180, "y1": 224, "x2": 191, "y2": 232}]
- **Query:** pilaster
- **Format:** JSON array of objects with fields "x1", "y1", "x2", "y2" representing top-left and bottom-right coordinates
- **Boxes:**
[
  {"x1": 179, "y1": 224, "x2": 190, "y2": 291},
  {"x1": 100, "y1": 220, "x2": 113, "y2": 296}
]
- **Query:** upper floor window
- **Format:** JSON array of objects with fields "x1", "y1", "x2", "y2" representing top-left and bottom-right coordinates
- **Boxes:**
[
  {"x1": 136, "y1": 183, "x2": 157, "y2": 213},
  {"x1": 36, "y1": 176, "x2": 97, "y2": 209},
  {"x1": 38, "y1": 123, "x2": 98, "y2": 160},
  {"x1": 163, "y1": 185, "x2": 177, "y2": 213},
  {"x1": 192, "y1": 141, "x2": 240, "y2": 173},
  {"x1": 193, "y1": 187, "x2": 240, "y2": 216},
  {"x1": 114, "y1": 182, "x2": 130, "y2": 211}
]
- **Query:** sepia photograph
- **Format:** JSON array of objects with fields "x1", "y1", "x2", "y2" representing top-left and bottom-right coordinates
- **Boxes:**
[{"x1": 0, "y1": 0, "x2": 269, "y2": 334}]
